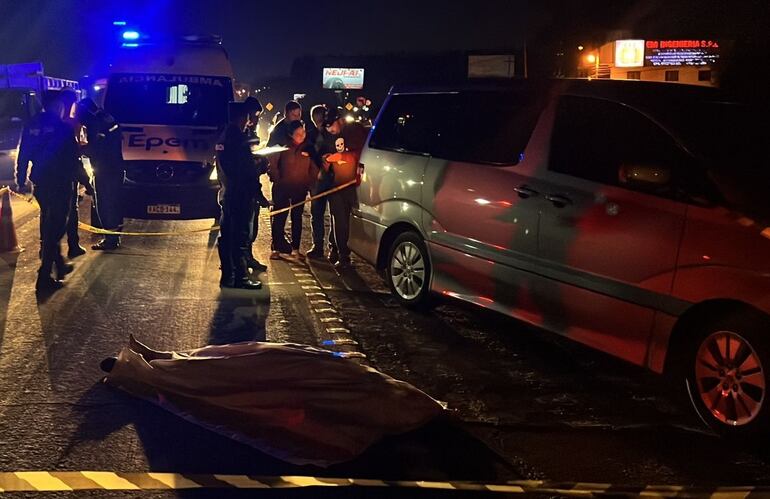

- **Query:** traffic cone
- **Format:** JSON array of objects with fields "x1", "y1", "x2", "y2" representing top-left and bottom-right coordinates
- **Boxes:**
[{"x1": 0, "y1": 188, "x2": 21, "y2": 253}]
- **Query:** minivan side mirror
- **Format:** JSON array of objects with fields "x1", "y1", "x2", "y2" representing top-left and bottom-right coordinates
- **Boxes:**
[{"x1": 618, "y1": 164, "x2": 672, "y2": 193}]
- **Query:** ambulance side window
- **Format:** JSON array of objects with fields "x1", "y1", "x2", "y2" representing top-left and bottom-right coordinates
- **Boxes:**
[{"x1": 167, "y1": 84, "x2": 189, "y2": 105}]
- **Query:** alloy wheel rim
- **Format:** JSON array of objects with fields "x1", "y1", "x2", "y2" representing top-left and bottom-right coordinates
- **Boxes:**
[
  {"x1": 390, "y1": 241, "x2": 426, "y2": 300},
  {"x1": 695, "y1": 330, "x2": 765, "y2": 426}
]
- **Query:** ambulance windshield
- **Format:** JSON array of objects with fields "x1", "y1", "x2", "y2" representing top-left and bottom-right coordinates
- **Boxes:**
[{"x1": 105, "y1": 74, "x2": 232, "y2": 127}]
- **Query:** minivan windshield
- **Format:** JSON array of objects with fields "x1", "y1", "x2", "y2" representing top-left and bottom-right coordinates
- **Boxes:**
[
  {"x1": 104, "y1": 74, "x2": 233, "y2": 127},
  {"x1": 666, "y1": 101, "x2": 768, "y2": 220},
  {"x1": 669, "y1": 102, "x2": 763, "y2": 166}
]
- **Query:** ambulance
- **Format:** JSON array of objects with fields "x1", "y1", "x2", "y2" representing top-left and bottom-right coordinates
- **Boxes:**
[{"x1": 99, "y1": 35, "x2": 234, "y2": 219}]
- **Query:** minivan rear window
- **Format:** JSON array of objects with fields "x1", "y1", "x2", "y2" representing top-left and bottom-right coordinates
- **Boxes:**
[{"x1": 370, "y1": 90, "x2": 542, "y2": 165}]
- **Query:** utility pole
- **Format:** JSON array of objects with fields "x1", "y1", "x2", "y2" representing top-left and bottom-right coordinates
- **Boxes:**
[{"x1": 524, "y1": 43, "x2": 528, "y2": 78}]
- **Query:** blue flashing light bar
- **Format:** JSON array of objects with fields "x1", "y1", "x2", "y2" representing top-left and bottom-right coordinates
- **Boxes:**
[
  {"x1": 113, "y1": 21, "x2": 127, "y2": 26},
  {"x1": 121, "y1": 43, "x2": 139, "y2": 48},
  {"x1": 122, "y1": 30, "x2": 140, "y2": 41}
]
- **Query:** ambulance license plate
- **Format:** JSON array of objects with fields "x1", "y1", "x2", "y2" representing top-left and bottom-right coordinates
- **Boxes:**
[{"x1": 147, "y1": 204, "x2": 181, "y2": 215}]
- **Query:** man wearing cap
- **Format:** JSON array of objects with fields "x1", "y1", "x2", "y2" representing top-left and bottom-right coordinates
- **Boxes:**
[
  {"x1": 316, "y1": 108, "x2": 368, "y2": 270},
  {"x1": 216, "y1": 101, "x2": 268, "y2": 290},
  {"x1": 14, "y1": 91, "x2": 84, "y2": 291},
  {"x1": 241, "y1": 96, "x2": 268, "y2": 272},
  {"x1": 77, "y1": 98, "x2": 124, "y2": 251}
]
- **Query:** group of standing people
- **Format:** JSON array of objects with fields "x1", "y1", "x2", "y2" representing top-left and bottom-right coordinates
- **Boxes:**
[
  {"x1": 12, "y1": 90, "x2": 124, "y2": 292},
  {"x1": 215, "y1": 98, "x2": 367, "y2": 291},
  {"x1": 11, "y1": 90, "x2": 364, "y2": 294},
  {"x1": 265, "y1": 100, "x2": 367, "y2": 267}
]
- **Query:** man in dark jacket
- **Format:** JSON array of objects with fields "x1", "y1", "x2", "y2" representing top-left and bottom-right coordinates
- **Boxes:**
[
  {"x1": 241, "y1": 96, "x2": 268, "y2": 272},
  {"x1": 216, "y1": 102, "x2": 268, "y2": 290},
  {"x1": 266, "y1": 100, "x2": 302, "y2": 147},
  {"x1": 14, "y1": 91, "x2": 84, "y2": 291},
  {"x1": 77, "y1": 98, "x2": 125, "y2": 250},
  {"x1": 60, "y1": 88, "x2": 92, "y2": 259},
  {"x1": 305, "y1": 104, "x2": 329, "y2": 259}
]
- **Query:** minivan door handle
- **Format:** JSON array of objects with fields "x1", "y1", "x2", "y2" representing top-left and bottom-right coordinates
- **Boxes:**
[
  {"x1": 545, "y1": 194, "x2": 573, "y2": 208},
  {"x1": 514, "y1": 185, "x2": 539, "y2": 199}
]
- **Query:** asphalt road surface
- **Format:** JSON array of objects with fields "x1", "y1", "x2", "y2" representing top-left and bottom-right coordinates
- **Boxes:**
[{"x1": 1, "y1": 194, "x2": 770, "y2": 497}]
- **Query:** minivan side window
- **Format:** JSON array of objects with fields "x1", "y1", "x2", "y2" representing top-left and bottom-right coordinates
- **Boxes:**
[
  {"x1": 368, "y1": 94, "x2": 443, "y2": 156},
  {"x1": 370, "y1": 90, "x2": 542, "y2": 165},
  {"x1": 549, "y1": 96, "x2": 687, "y2": 199}
]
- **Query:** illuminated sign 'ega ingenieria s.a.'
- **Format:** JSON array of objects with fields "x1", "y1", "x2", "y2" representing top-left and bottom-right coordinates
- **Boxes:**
[
  {"x1": 613, "y1": 39, "x2": 720, "y2": 68},
  {"x1": 643, "y1": 40, "x2": 720, "y2": 67}
]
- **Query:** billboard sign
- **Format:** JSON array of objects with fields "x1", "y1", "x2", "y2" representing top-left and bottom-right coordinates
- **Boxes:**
[
  {"x1": 644, "y1": 40, "x2": 720, "y2": 67},
  {"x1": 322, "y1": 68, "x2": 364, "y2": 90},
  {"x1": 468, "y1": 55, "x2": 515, "y2": 78},
  {"x1": 614, "y1": 40, "x2": 645, "y2": 67}
]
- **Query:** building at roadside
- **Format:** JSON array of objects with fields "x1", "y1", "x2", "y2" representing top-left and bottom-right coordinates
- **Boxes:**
[{"x1": 578, "y1": 38, "x2": 722, "y2": 86}]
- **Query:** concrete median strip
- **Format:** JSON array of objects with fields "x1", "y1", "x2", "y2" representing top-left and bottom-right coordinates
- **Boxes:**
[{"x1": 0, "y1": 472, "x2": 763, "y2": 496}]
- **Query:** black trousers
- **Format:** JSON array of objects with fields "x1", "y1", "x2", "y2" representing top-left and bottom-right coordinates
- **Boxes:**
[
  {"x1": 271, "y1": 185, "x2": 306, "y2": 253},
  {"x1": 34, "y1": 183, "x2": 72, "y2": 279},
  {"x1": 66, "y1": 183, "x2": 80, "y2": 249},
  {"x1": 309, "y1": 183, "x2": 330, "y2": 251},
  {"x1": 246, "y1": 198, "x2": 259, "y2": 261},
  {"x1": 94, "y1": 169, "x2": 124, "y2": 244},
  {"x1": 328, "y1": 185, "x2": 357, "y2": 262},
  {"x1": 218, "y1": 193, "x2": 252, "y2": 284}
]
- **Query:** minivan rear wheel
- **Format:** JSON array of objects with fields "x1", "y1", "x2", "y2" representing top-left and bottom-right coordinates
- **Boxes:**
[
  {"x1": 386, "y1": 232, "x2": 432, "y2": 309},
  {"x1": 684, "y1": 310, "x2": 770, "y2": 438}
]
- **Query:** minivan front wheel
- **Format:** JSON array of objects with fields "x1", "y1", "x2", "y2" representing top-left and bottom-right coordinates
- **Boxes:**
[
  {"x1": 685, "y1": 311, "x2": 770, "y2": 437},
  {"x1": 386, "y1": 232, "x2": 432, "y2": 309}
]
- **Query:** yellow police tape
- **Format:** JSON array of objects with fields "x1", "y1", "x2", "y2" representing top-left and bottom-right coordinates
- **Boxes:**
[
  {"x1": 78, "y1": 179, "x2": 358, "y2": 236},
  {"x1": 0, "y1": 471, "x2": 759, "y2": 495},
  {"x1": 2, "y1": 180, "x2": 357, "y2": 237}
]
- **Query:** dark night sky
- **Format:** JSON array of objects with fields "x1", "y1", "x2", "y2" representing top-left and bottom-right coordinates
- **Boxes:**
[{"x1": 0, "y1": 0, "x2": 766, "y2": 83}]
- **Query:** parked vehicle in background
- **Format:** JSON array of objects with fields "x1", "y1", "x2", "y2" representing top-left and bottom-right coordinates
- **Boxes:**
[
  {"x1": 0, "y1": 62, "x2": 81, "y2": 181},
  {"x1": 98, "y1": 35, "x2": 234, "y2": 220},
  {"x1": 351, "y1": 79, "x2": 770, "y2": 438}
]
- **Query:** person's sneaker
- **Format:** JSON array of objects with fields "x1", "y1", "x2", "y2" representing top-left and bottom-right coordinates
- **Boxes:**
[
  {"x1": 56, "y1": 262, "x2": 75, "y2": 280},
  {"x1": 67, "y1": 245, "x2": 87, "y2": 259},
  {"x1": 246, "y1": 258, "x2": 268, "y2": 272},
  {"x1": 270, "y1": 250, "x2": 281, "y2": 260},
  {"x1": 36, "y1": 277, "x2": 63, "y2": 293},
  {"x1": 306, "y1": 247, "x2": 324, "y2": 259},
  {"x1": 292, "y1": 249, "x2": 305, "y2": 261},
  {"x1": 92, "y1": 239, "x2": 120, "y2": 251}
]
